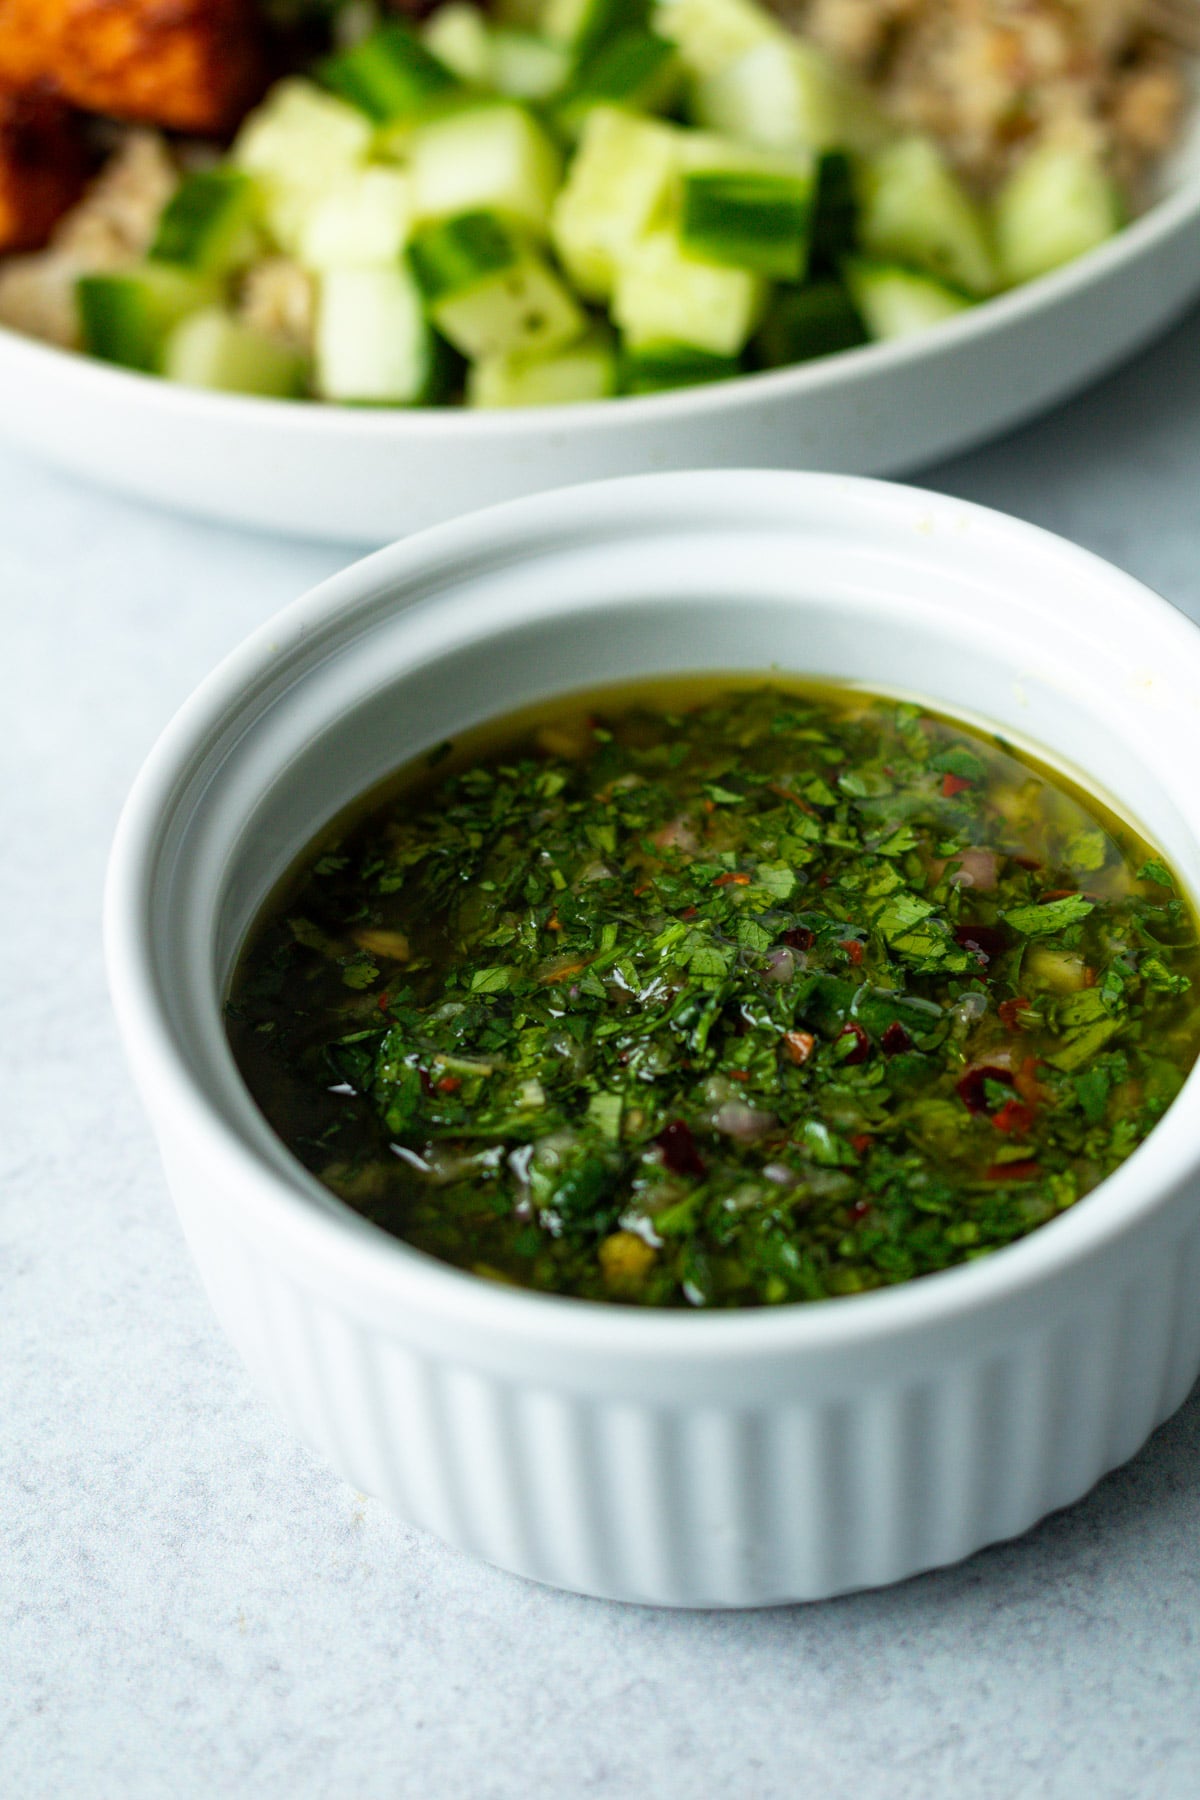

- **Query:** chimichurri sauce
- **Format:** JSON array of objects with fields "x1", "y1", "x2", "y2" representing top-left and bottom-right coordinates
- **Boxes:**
[{"x1": 227, "y1": 681, "x2": 1200, "y2": 1307}]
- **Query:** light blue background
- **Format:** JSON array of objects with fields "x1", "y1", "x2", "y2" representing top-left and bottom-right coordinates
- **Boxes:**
[{"x1": 5, "y1": 316, "x2": 1200, "y2": 1798}]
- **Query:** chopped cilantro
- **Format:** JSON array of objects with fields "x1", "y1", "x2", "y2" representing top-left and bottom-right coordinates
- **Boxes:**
[
  {"x1": 1138, "y1": 858, "x2": 1175, "y2": 890},
  {"x1": 228, "y1": 682, "x2": 1200, "y2": 1310},
  {"x1": 1003, "y1": 895, "x2": 1095, "y2": 936}
]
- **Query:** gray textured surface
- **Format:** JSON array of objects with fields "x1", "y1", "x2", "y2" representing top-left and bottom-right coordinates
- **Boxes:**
[{"x1": 5, "y1": 314, "x2": 1200, "y2": 1799}]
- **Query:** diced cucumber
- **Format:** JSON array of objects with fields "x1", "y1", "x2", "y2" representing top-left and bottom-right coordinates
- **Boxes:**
[
  {"x1": 410, "y1": 103, "x2": 561, "y2": 233},
  {"x1": 993, "y1": 141, "x2": 1122, "y2": 287},
  {"x1": 753, "y1": 278, "x2": 864, "y2": 367},
  {"x1": 842, "y1": 257, "x2": 972, "y2": 341},
  {"x1": 619, "y1": 341, "x2": 740, "y2": 391},
  {"x1": 490, "y1": 29, "x2": 571, "y2": 101},
  {"x1": 468, "y1": 326, "x2": 617, "y2": 405},
  {"x1": 77, "y1": 267, "x2": 215, "y2": 373},
  {"x1": 690, "y1": 36, "x2": 887, "y2": 154},
  {"x1": 162, "y1": 308, "x2": 308, "y2": 395},
  {"x1": 858, "y1": 136, "x2": 996, "y2": 296},
  {"x1": 680, "y1": 166, "x2": 812, "y2": 279},
  {"x1": 409, "y1": 211, "x2": 587, "y2": 357},
  {"x1": 810, "y1": 149, "x2": 857, "y2": 271},
  {"x1": 543, "y1": 0, "x2": 650, "y2": 61},
  {"x1": 409, "y1": 210, "x2": 519, "y2": 299},
  {"x1": 150, "y1": 169, "x2": 260, "y2": 275},
  {"x1": 422, "y1": 4, "x2": 493, "y2": 85},
  {"x1": 675, "y1": 130, "x2": 813, "y2": 175},
  {"x1": 233, "y1": 79, "x2": 373, "y2": 256},
  {"x1": 612, "y1": 225, "x2": 765, "y2": 354},
  {"x1": 494, "y1": 0, "x2": 545, "y2": 25},
  {"x1": 315, "y1": 265, "x2": 440, "y2": 402},
  {"x1": 551, "y1": 105, "x2": 678, "y2": 299},
  {"x1": 234, "y1": 79, "x2": 374, "y2": 182},
  {"x1": 319, "y1": 23, "x2": 459, "y2": 124},
  {"x1": 297, "y1": 167, "x2": 413, "y2": 269},
  {"x1": 652, "y1": 0, "x2": 781, "y2": 80},
  {"x1": 436, "y1": 258, "x2": 587, "y2": 359},
  {"x1": 557, "y1": 30, "x2": 681, "y2": 131}
]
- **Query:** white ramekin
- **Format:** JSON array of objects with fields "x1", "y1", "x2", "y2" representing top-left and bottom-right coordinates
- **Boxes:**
[{"x1": 105, "y1": 472, "x2": 1200, "y2": 1607}]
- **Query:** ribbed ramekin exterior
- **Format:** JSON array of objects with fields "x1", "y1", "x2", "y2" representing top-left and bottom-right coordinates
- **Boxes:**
[
  {"x1": 106, "y1": 472, "x2": 1200, "y2": 1607},
  {"x1": 167, "y1": 1149, "x2": 1200, "y2": 1607}
]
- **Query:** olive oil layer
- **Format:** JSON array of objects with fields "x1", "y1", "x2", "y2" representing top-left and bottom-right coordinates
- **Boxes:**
[{"x1": 228, "y1": 680, "x2": 1200, "y2": 1308}]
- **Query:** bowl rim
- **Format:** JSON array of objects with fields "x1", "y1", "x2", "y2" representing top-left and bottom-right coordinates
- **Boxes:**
[
  {"x1": 105, "y1": 468, "x2": 1200, "y2": 1359},
  {"x1": 10, "y1": 154, "x2": 1200, "y2": 439}
]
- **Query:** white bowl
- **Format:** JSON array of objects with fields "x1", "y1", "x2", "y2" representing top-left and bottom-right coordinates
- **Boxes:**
[
  {"x1": 106, "y1": 470, "x2": 1200, "y2": 1607},
  {"x1": 6, "y1": 113, "x2": 1200, "y2": 542}
]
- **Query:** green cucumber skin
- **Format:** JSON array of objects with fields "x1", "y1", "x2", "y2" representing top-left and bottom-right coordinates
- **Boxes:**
[
  {"x1": 680, "y1": 170, "x2": 811, "y2": 280},
  {"x1": 77, "y1": 270, "x2": 213, "y2": 373},
  {"x1": 619, "y1": 342, "x2": 742, "y2": 393},
  {"x1": 409, "y1": 211, "x2": 521, "y2": 303},
  {"x1": 320, "y1": 24, "x2": 458, "y2": 124},
  {"x1": 753, "y1": 278, "x2": 865, "y2": 368},
  {"x1": 809, "y1": 150, "x2": 857, "y2": 272},
  {"x1": 150, "y1": 169, "x2": 259, "y2": 274},
  {"x1": 559, "y1": 28, "x2": 678, "y2": 121},
  {"x1": 571, "y1": 0, "x2": 652, "y2": 63}
]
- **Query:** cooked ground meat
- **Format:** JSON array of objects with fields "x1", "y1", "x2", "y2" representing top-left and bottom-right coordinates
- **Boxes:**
[
  {"x1": 0, "y1": 127, "x2": 176, "y2": 345},
  {"x1": 778, "y1": 0, "x2": 1188, "y2": 191}
]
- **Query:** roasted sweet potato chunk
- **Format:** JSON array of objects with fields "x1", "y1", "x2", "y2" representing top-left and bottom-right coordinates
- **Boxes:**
[
  {"x1": 0, "y1": 85, "x2": 88, "y2": 252},
  {"x1": 0, "y1": 0, "x2": 264, "y2": 135}
]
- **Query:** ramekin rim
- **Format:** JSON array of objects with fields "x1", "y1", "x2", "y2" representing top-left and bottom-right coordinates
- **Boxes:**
[{"x1": 104, "y1": 468, "x2": 1200, "y2": 1357}]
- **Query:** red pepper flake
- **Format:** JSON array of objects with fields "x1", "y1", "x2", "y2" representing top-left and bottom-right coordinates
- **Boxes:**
[
  {"x1": 1013, "y1": 1055, "x2": 1046, "y2": 1107},
  {"x1": 836, "y1": 1022, "x2": 871, "y2": 1064},
  {"x1": 703, "y1": 799, "x2": 716, "y2": 813},
  {"x1": 851, "y1": 1133, "x2": 873, "y2": 1155},
  {"x1": 713, "y1": 871, "x2": 751, "y2": 887},
  {"x1": 849, "y1": 1198, "x2": 872, "y2": 1221},
  {"x1": 377, "y1": 992, "x2": 391, "y2": 1012},
  {"x1": 998, "y1": 996, "x2": 1030, "y2": 1031},
  {"x1": 656, "y1": 1118, "x2": 706, "y2": 1177},
  {"x1": 881, "y1": 1021, "x2": 912, "y2": 1056},
  {"x1": 781, "y1": 927, "x2": 814, "y2": 951},
  {"x1": 991, "y1": 1098, "x2": 1035, "y2": 1136},
  {"x1": 1041, "y1": 888, "x2": 1076, "y2": 903},
  {"x1": 632, "y1": 883, "x2": 652, "y2": 897},
  {"x1": 729, "y1": 1069, "x2": 750, "y2": 1082},
  {"x1": 841, "y1": 939, "x2": 864, "y2": 965},
  {"x1": 942, "y1": 772, "x2": 973, "y2": 798},
  {"x1": 546, "y1": 913, "x2": 562, "y2": 933},
  {"x1": 679, "y1": 905, "x2": 698, "y2": 920},
  {"x1": 986, "y1": 1159, "x2": 1040, "y2": 1182},
  {"x1": 956, "y1": 1064, "x2": 1015, "y2": 1115},
  {"x1": 767, "y1": 782, "x2": 815, "y2": 812},
  {"x1": 781, "y1": 1029, "x2": 815, "y2": 1066},
  {"x1": 954, "y1": 923, "x2": 1007, "y2": 964},
  {"x1": 436, "y1": 1075, "x2": 462, "y2": 1095}
]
